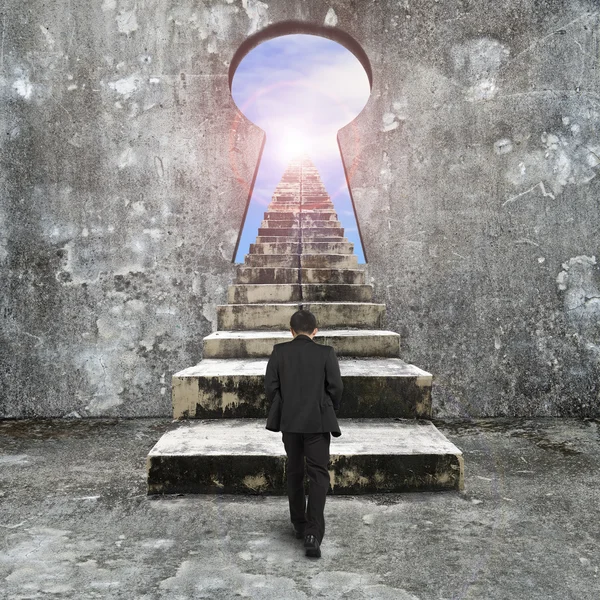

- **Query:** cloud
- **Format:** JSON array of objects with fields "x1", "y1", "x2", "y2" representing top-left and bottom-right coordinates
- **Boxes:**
[{"x1": 232, "y1": 35, "x2": 370, "y2": 135}]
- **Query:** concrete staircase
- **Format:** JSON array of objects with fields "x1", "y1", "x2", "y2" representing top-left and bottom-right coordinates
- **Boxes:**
[{"x1": 147, "y1": 156, "x2": 464, "y2": 495}]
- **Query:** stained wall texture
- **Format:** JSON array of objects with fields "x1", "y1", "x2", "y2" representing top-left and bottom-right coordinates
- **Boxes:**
[{"x1": 1, "y1": 0, "x2": 599, "y2": 418}]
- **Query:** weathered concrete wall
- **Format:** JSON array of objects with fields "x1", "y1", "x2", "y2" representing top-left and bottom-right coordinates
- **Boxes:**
[
  {"x1": 339, "y1": 0, "x2": 600, "y2": 418},
  {"x1": 0, "y1": 0, "x2": 263, "y2": 417},
  {"x1": 1, "y1": 0, "x2": 598, "y2": 417}
]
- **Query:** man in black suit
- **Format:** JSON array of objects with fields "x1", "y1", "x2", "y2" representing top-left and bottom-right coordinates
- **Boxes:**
[{"x1": 265, "y1": 309, "x2": 343, "y2": 559}]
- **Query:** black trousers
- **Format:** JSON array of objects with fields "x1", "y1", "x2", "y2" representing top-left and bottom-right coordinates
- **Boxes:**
[{"x1": 282, "y1": 431, "x2": 331, "y2": 544}]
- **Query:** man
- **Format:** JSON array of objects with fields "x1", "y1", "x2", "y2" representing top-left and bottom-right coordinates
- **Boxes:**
[{"x1": 264, "y1": 309, "x2": 343, "y2": 559}]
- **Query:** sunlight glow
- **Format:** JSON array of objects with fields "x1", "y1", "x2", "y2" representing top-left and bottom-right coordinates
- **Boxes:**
[{"x1": 279, "y1": 129, "x2": 310, "y2": 160}]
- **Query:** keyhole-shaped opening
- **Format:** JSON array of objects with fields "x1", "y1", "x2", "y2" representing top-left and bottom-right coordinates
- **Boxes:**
[{"x1": 229, "y1": 31, "x2": 371, "y2": 263}]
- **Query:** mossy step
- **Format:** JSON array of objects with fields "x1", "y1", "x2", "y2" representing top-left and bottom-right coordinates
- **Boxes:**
[
  {"x1": 255, "y1": 236, "x2": 347, "y2": 243},
  {"x1": 202, "y1": 329, "x2": 400, "y2": 358},
  {"x1": 244, "y1": 254, "x2": 358, "y2": 269},
  {"x1": 264, "y1": 211, "x2": 338, "y2": 220},
  {"x1": 267, "y1": 206, "x2": 337, "y2": 214},
  {"x1": 146, "y1": 418, "x2": 463, "y2": 495},
  {"x1": 172, "y1": 357, "x2": 430, "y2": 419},
  {"x1": 227, "y1": 283, "x2": 373, "y2": 303},
  {"x1": 259, "y1": 220, "x2": 342, "y2": 228},
  {"x1": 217, "y1": 301, "x2": 384, "y2": 330},
  {"x1": 257, "y1": 227, "x2": 344, "y2": 237},
  {"x1": 249, "y1": 242, "x2": 354, "y2": 254},
  {"x1": 236, "y1": 267, "x2": 365, "y2": 285}
]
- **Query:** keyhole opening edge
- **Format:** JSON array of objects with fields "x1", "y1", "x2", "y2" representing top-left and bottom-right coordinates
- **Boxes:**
[{"x1": 228, "y1": 21, "x2": 373, "y2": 264}]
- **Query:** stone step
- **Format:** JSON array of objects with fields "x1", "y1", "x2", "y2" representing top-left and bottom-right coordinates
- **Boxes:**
[
  {"x1": 257, "y1": 227, "x2": 344, "y2": 237},
  {"x1": 227, "y1": 283, "x2": 374, "y2": 303},
  {"x1": 301, "y1": 283, "x2": 373, "y2": 302},
  {"x1": 235, "y1": 267, "x2": 300, "y2": 285},
  {"x1": 267, "y1": 206, "x2": 337, "y2": 214},
  {"x1": 296, "y1": 206, "x2": 336, "y2": 212},
  {"x1": 244, "y1": 254, "x2": 359, "y2": 269},
  {"x1": 264, "y1": 211, "x2": 338, "y2": 220},
  {"x1": 259, "y1": 220, "x2": 342, "y2": 229},
  {"x1": 236, "y1": 267, "x2": 365, "y2": 285},
  {"x1": 302, "y1": 255, "x2": 359, "y2": 269},
  {"x1": 301, "y1": 234, "x2": 348, "y2": 242},
  {"x1": 260, "y1": 221, "x2": 299, "y2": 228},
  {"x1": 249, "y1": 242, "x2": 354, "y2": 255},
  {"x1": 303, "y1": 241, "x2": 354, "y2": 253},
  {"x1": 202, "y1": 329, "x2": 401, "y2": 358},
  {"x1": 306, "y1": 268, "x2": 365, "y2": 284},
  {"x1": 146, "y1": 419, "x2": 464, "y2": 495},
  {"x1": 228, "y1": 284, "x2": 301, "y2": 303},
  {"x1": 244, "y1": 255, "x2": 300, "y2": 269},
  {"x1": 299, "y1": 217, "x2": 339, "y2": 224},
  {"x1": 217, "y1": 301, "x2": 384, "y2": 330},
  {"x1": 307, "y1": 301, "x2": 384, "y2": 328},
  {"x1": 268, "y1": 200, "x2": 334, "y2": 206},
  {"x1": 249, "y1": 242, "x2": 300, "y2": 255},
  {"x1": 255, "y1": 236, "x2": 347, "y2": 244},
  {"x1": 270, "y1": 195, "x2": 331, "y2": 200},
  {"x1": 172, "y1": 358, "x2": 431, "y2": 419}
]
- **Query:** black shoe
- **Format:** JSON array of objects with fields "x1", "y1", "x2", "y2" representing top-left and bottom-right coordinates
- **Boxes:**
[
  {"x1": 294, "y1": 527, "x2": 304, "y2": 539},
  {"x1": 304, "y1": 534, "x2": 321, "y2": 558}
]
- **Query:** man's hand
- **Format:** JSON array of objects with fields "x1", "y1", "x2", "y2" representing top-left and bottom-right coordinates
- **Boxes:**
[
  {"x1": 265, "y1": 346, "x2": 281, "y2": 403},
  {"x1": 324, "y1": 347, "x2": 343, "y2": 411}
]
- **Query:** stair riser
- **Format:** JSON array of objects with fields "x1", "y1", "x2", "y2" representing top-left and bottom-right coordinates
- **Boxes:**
[
  {"x1": 302, "y1": 255, "x2": 359, "y2": 269},
  {"x1": 217, "y1": 303, "x2": 384, "y2": 329},
  {"x1": 256, "y1": 236, "x2": 345, "y2": 243},
  {"x1": 172, "y1": 373, "x2": 430, "y2": 419},
  {"x1": 257, "y1": 228, "x2": 344, "y2": 237},
  {"x1": 244, "y1": 255, "x2": 359, "y2": 269},
  {"x1": 260, "y1": 219, "x2": 341, "y2": 230},
  {"x1": 307, "y1": 302, "x2": 384, "y2": 328},
  {"x1": 269, "y1": 199, "x2": 333, "y2": 208},
  {"x1": 147, "y1": 453, "x2": 462, "y2": 495},
  {"x1": 249, "y1": 242, "x2": 354, "y2": 255},
  {"x1": 304, "y1": 242, "x2": 354, "y2": 253},
  {"x1": 301, "y1": 235, "x2": 348, "y2": 242},
  {"x1": 228, "y1": 284, "x2": 301, "y2": 303},
  {"x1": 236, "y1": 268, "x2": 300, "y2": 285},
  {"x1": 236, "y1": 268, "x2": 365, "y2": 285},
  {"x1": 265, "y1": 212, "x2": 338, "y2": 220},
  {"x1": 267, "y1": 208, "x2": 337, "y2": 214},
  {"x1": 303, "y1": 269, "x2": 365, "y2": 284},
  {"x1": 302, "y1": 284, "x2": 373, "y2": 302},
  {"x1": 245, "y1": 256, "x2": 300, "y2": 268},
  {"x1": 227, "y1": 284, "x2": 373, "y2": 303},
  {"x1": 203, "y1": 334, "x2": 400, "y2": 359},
  {"x1": 250, "y1": 243, "x2": 299, "y2": 255}
]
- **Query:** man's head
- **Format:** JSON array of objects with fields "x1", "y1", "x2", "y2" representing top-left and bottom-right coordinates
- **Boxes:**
[{"x1": 290, "y1": 309, "x2": 318, "y2": 338}]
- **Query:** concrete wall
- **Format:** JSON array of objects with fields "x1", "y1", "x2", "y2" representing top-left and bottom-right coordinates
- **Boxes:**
[{"x1": 1, "y1": 0, "x2": 598, "y2": 418}]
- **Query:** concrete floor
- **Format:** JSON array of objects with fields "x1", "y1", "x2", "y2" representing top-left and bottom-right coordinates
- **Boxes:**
[{"x1": 0, "y1": 417, "x2": 598, "y2": 600}]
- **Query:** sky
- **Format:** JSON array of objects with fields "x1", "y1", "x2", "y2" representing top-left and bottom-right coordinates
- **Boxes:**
[{"x1": 231, "y1": 34, "x2": 371, "y2": 263}]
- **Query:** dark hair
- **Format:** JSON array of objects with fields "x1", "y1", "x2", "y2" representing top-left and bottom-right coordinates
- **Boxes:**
[{"x1": 290, "y1": 309, "x2": 317, "y2": 334}]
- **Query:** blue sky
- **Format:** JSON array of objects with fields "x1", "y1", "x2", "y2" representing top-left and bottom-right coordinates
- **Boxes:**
[{"x1": 231, "y1": 34, "x2": 371, "y2": 263}]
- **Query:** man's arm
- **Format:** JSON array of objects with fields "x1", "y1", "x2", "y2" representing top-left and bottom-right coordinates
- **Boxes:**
[
  {"x1": 265, "y1": 346, "x2": 281, "y2": 403},
  {"x1": 325, "y1": 347, "x2": 343, "y2": 411}
]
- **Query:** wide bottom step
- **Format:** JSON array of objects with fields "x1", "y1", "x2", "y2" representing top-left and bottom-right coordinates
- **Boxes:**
[{"x1": 146, "y1": 418, "x2": 464, "y2": 495}]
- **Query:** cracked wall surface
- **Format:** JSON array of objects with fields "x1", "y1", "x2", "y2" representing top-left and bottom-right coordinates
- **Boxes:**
[{"x1": 1, "y1": 0, "x2": 599, "y2": 417}]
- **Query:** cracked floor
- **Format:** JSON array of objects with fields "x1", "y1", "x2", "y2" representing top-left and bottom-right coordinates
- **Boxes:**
[{"x1": 0, "y1": 417, "x2": 598, "y2": 599}]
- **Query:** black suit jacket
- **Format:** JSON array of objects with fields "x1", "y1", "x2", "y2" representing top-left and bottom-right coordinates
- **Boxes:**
[{"x1": 264, "y1": 334, "x2": 343, "y2": 437}]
